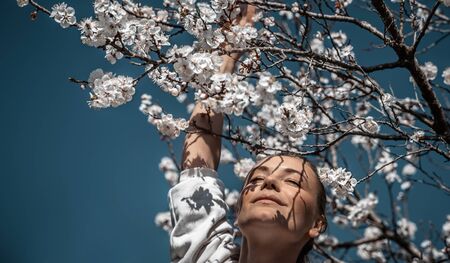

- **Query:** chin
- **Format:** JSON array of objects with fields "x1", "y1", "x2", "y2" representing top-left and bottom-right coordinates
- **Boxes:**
[{"x1": 238, "y1": 206, "x2": 288, "y2": 229}]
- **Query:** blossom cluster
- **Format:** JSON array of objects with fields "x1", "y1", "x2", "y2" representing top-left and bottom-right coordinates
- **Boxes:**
[
  {"x1": 443, "y1": 215, "x2": 450, "y2": 244},
  {"x1": 220, "y1": 148, "x2": 236, "y2": 164},
  {"x1": 276, "y1": 98, "x2": 313, "y2": 139},
  {"x1": 224, "y1": 189, "x2": 240, "y2": 210},
  {"x1": 50, "y1": 2, "x2": 77, "y2": 28},
  {"x1": 353, "y1": 117, "x2": 380, "y2": 134},
  {"x1": 194, "y1": 73, "x2": 254, "y2": 116},
  {"x1": 346, "y1": 193, "x2": 378, "y2": 227},
  {"x1": 233, "y1": 158, "x2": 255, "y2": 180},
  {"x1": 159, "y1": 157, "x2": 178, "y2": 186},
  {"x1": 375, "y1": 149, "x2": 400, "y2": 184},
  {"x1": 357, "y1": 226, "x2": 387, "y2": 262},
  {"x1": 397, "y1": 218, "x2": 417, "y2": 239},
  {"x1": 318, "y1": 167, "x2": 357, "y2": 198},
  {"x1": 17, "y1": 0, "x2": 29, "y2": 7},
  {"x1": 154, "y1": 211, "x2": 172, "y2": 233},
  {"x1": 173, "y1": 49, "x2": 223, "y2": 85},
  {"x1": 87, "y1": 69, "x2": 136, "y2": 108},
  {"x1": 139, "y1": 93, "x2": 189, "y2": 138},
  {"x1": 49, "y1": 0, "x2": 172, "y2": 64}
]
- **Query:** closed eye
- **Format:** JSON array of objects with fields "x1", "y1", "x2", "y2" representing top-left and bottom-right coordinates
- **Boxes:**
[
  {"x1": 249, "y1": 176, "x2": 264, "y2": 184},
  {"x1": 286, "y1": 179, "x2": 300, "y2": 187}
]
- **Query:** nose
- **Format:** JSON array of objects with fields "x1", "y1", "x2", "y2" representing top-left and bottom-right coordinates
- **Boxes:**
[{"x1": 261, "y1": 175, "x2": 280, "y2": 192}]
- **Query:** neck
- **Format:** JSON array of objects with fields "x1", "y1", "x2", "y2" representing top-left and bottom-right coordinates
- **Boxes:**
[{"x1": 238, "y1": 237, "x2": 302, "y2": 263}]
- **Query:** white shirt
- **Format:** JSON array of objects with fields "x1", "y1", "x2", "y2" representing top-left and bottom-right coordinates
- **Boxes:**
[{"x1": 168, "y1": 167, "x2": 240, "y2": 263}]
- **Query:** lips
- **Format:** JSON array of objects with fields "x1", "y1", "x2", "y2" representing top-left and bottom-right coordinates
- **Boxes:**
[{"x1": 252, "y1": 195, "x2": 287, "y2": 206}]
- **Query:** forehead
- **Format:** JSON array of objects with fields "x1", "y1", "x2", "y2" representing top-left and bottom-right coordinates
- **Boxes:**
[{"x1": 254, "y1": 155, "x2": 310, "y2": 172}]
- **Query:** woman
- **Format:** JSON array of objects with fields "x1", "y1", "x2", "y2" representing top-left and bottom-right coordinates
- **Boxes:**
[{"x1": 168, "y1": 6, "x2": 327, "y2": 263}]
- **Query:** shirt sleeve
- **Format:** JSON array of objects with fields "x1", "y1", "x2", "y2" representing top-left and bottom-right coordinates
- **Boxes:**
[{"x1": 168, "y1": 167, "x2": 239, "y2": 263}]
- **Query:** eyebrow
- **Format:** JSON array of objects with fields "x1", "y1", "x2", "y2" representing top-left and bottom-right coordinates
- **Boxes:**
[{"x1": 253, "y1": 165, "x2": 301, "y2": 175}]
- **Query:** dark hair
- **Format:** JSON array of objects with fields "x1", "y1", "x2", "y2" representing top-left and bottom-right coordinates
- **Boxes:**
[
  {"x1": 235, "y1": 154, "x2": 328, "y2": 263},
  {"x1": 295, "y1": 157, "x2": 327, "y2": 263}
]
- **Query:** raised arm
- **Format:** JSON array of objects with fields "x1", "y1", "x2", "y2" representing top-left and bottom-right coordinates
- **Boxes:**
[{"x1": 181, "y1": 6, "x2": 256, "y2": 171}]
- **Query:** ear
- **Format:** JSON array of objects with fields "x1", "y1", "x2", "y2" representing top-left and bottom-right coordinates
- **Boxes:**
[
  {"x1": 308, "y1": 215, "x2": 326, "y2": 238},
  {"x1": 308, "y1": 228, "x2": 320, "y2": 238}
]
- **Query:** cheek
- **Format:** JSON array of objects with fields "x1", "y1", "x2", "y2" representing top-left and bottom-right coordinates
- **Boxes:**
[{"x1": 288, "y1": 193, "x2": 317, "y2": 230}]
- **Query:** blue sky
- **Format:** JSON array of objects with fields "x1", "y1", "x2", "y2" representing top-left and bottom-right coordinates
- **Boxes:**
[{"x1": 1, "y1": 1, "x2": 449, "y2": 262}]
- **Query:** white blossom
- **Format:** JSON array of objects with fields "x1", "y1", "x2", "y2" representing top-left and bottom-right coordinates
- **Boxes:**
[
  {"x1": 402, "y1": 163, "x2": 417, "y2": 176},
  {"x1": 310, "y1": 34, "x2": 324, "y2": 54},
  {"x1": 333, "y1": 215, "x2": 349, "y2": 226},
  {"x1": 154, "y1": 211, "x2": 172, "y2": 233},
  {"x1": 346, "y1": 193, "x2": 378, "y2": 227},
  {"x1": 95, "y1": 0, "x2": 127, "y2": 26},
  {"x1": 220, "y1": 148, "x2": 236, "y2": 164},
  {"x1": 357, "y1": 226, "x2": 386, "y2": 262},
  {"x1": 381, "y1": 93, "x2": 396, "y2": 107},
  {"x1": 263, "y1": 17, "x2": 275, "y2": 27},
  {"x1": 204, "y1": 27, "x2": 225, "y2": 49},
  {"x1": 197, "y1": 3, "x2": 216, "y2": 23},
  {"x1": 256, "y1": 102, "x2": 280, "y2": 128},
  {"x1": 159, "y1": 157, "x2": 178, "y2": 186},
  {"x1": 421, "y1": 62, "x2": 438, "y2": 81},
  {"x1": 351, "y1": 135, "x2": 379, "y2": 151},
  {"x1": 336, "y1": 0, "x2": 353, "y2": 8},
  {"x1": 87, "y1": 69, "x2": 135, "y2": 108},
  {"x1": 174, "y1": 58, "x2": 194, "y2": 81},
  {"x1": 139, "y1": 93, "x2": 164, "y2": 125},
  {"x1": 119, "y1": 18, "x2": 169, "y2": 54},
  {"x1": 420, "y1": 239, "x2": 447, "y2": 262},
  {"x1": 78, "y1": 17, "x2": 106, "y2": 47},
  {"x1": 355, "y1": 117, "x2": 380, "y2": 134},
  {"x1": 180, "y1": 52, "x2": 223, "y2": 83},
  {"x1": 441, "y1": 0, "x2": 450, "y2": 7},
  {"x1": 410, "y1": 130, "x2": 425, "y2": 142},
  {"x1": 221, "y1": 79, "x2": 253, "y2": 116},
  {"x1": 259, "y1": 135, "x2": 289, "y2": 156},
  {"x1": 400, "y1": 181, "x2": 412, "y2": 191},
  {"x1": 105, "y1": 44, "x2": 124, "y2": 64},
  {"x1": 258, "y1": 72, "x2": 282, "y2": 94},
  {"x1": 88, "y1": 68, "x2": 105, "y2": 84},
  {"x1": 234, "y1": 158, "x2": 255, "y2": 180},
  {"x1": 17, "y1": 0, "x2": 28, "y2": 7},
  {"x1": 330, "y1": 30, "x2": 347, "y2": 47},
  {"x1": 149, "y1": 66, "x2": 183, "y2": 96},
  {"x1": 442, "y1": 215, "x2": 450, "y2": 245},
  {"x1": 211, "y1": 0, "x2": 230, "y2": 12},
  {"x1": 397, "y1": 218, "x2": 417, "y2": 239},
  {"x1": 196, "y1": 73, "x2": 253, "y2": 116},
  {"x1": 338, "y1": 45, "x2": 354, "y2": 59},
  {"x1": 276, "y1": 100, "x2": 312, "y2": 139},
  {"x1": 375, "y1": 150, "x2": 400, "y2": 184},
  {"x1": 251, "y1": 73, "x2": 280, "y2": 106},
  {"x1": 155, "y1": 113, "x2": 189, "y2": 138},
  {"x1": 226, "y1": 25, "x2": 258, "y2": 48},
  {"x1": 225, "y1": 189, "x2": 240, "y2": 209},
  {"x1": 50, "y1": 2, "x2": 77, "y2": 29},
  {"x1": 318, "y1": 167, "x2": 357, "y2": 198},
  {"x1": 442, "y1": 67, "x2": 450, "y2": 85},
  {"x1": 316, "y1": 234, "x2": 339, "y2": 247}
]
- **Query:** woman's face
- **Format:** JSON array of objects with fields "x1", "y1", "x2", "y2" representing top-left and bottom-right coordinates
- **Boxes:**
[{"x1": 237, "y1": 155, "x2": 323, "y2": 243}]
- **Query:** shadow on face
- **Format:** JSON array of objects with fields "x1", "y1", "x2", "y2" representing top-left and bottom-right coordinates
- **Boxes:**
[{"x1": 236, "y1": 155, "x2": 324, "y2": 244}]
